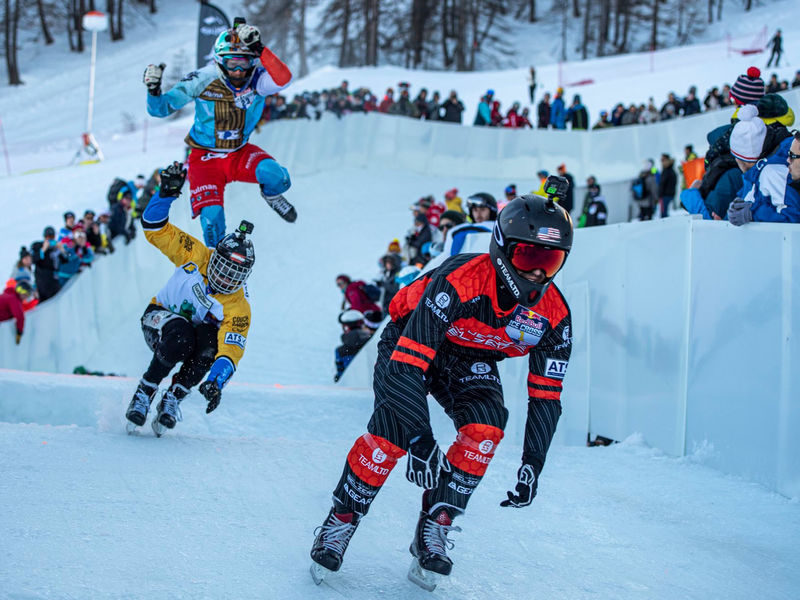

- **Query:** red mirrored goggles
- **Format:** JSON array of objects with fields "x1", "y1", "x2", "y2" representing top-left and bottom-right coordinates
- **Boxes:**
[{"x1": 509, "y1": 243, "x2": 567, "y2": 277}]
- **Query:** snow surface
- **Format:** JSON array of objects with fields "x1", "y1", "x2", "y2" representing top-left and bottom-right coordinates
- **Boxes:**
[
  {"x1": 1, "y1": 2, "x2": 799, "y2": 598},
  {"x1": 2, "y1": 370, "x2": 798, "y2": 599}
]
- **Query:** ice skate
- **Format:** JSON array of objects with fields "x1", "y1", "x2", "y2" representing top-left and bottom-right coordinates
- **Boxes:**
[
  {"x1": 261, "y1": 187, "x2": 297, "y2": 223},
  {"x1": 407, "y1": 503, "x2": 461, "y2": 591},
  {"x1": 151, "y1": 384, "x2": 187, "y2": 437},
  {"x1": 310, "y1": 504, "x2": 361, "y2": 584},
  {"x1": 125, "y1": 380, "x2": 158, "y2": 432}
]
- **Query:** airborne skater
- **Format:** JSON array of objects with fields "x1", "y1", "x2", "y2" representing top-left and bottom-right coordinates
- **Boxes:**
[
  {"x1": 144, "y1": 20, "x2": 296, "y2": 248},
  {"x1": 124, "y1": 162, "x2": 255, "y2": 437},
  {"x1": 310, "y1": 178, "x2": 575, "y2": 591}
]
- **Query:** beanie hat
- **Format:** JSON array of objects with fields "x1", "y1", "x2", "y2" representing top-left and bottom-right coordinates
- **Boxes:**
[
  {"x1": 730, "y1": 67, "x2": 765, "y2": 105},
  {"x1": 387, "y1": 239, "x2": 401, "y2": 254},
  {"x1": 19, "y1": 246, "x2": 31, "y2": 260},
  {"x1": 757, "y1": 93, "x2": 795, "y2": 127},
  {"x1": 444, "y1": 188, "x2": 458, "y2": 200},
  {"x1": 730, "y1": 104, "x2": 767, "y2": 162}
]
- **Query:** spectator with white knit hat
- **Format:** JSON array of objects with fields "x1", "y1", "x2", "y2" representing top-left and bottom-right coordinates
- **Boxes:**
[{"x1": 729, "y1": 105, "x2": 767, "y2": 173}]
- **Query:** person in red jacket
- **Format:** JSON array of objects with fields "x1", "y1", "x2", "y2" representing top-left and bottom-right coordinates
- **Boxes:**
[
  {"x1": 503, "y1": 102, "x2": 521, "y2": 128},
  {"x1": 490, "y1": 100, "x2": 503, "y2": 126},
  {"x1": 0, "y1": 281, "x2": 33, "y2": 344},
  {"x1": 336, "y1": 275, "x2": 381, "y2": 316}
]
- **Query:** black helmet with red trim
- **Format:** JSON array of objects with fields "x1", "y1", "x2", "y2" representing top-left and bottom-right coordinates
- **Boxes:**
[
  {"x1": 207, "y1": 220, "x2": 255, "y2": 294},
  {"x1": 489, "y1": 185, "x2": 572, "y2": 306}
]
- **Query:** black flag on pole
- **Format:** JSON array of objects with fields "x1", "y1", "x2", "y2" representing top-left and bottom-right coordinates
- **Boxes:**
[{"x1": 197, "y1": 1, "x2": 231, "y2": 70}]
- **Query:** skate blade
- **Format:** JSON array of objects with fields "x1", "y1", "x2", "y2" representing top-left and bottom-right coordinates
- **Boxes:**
[
  {"x1": 125, "y1": 421, "x2": 141, "y2": 435},
  {"x1": 309, "y1": 562, "x2": 332, "y2": 585},
  {"x1": 407, "y1": 558, "x2": 441, "y2": 592},
  {"x1": 151, "y1": 418, "x2": 165, "y2": 438}
]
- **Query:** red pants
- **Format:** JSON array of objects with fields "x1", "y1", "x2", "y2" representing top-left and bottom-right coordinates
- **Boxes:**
[{"x1": 186, "y1": 144, "x2": 273, "y2": 218}]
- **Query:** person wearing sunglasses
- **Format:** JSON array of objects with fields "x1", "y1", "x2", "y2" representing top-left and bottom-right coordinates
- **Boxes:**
[
  {"x1": 143, "y1": 20, "x2": 296, "y2": 248},
  {"x1": 728, "y1": 108, "x2": 800, "y2": 225},
  {"x1": 311, "y1": 190, "x2": 573, "y2": 591}
]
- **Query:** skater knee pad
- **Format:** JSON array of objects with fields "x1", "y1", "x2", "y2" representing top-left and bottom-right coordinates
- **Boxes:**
[
  {"x1": 200, "y1": 205, "x2": 226, "y2": 248},
  {"x1": 346, "y1": 433, "x2": 406, "y2": 487},
  {"x1": 446, "y1": 424, "x2": 504, "y2": 476},
  {"x1": 256, "y1": 159, "x2": 291, "y2": 195}
]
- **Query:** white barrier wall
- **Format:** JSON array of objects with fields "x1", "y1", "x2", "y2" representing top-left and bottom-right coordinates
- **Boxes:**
[
  {"x1": 339, "y1": 217, "x2": 800, "y2": 498},
  {"x1": 0, "y1": 220, "x2": 178, "y2": 373}
]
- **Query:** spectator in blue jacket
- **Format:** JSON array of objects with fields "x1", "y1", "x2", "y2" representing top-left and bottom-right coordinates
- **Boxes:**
[
  {"x1": 550, "y1": 88, "x2": 566, "y2": 130},
  {"x1": 728, "y1": 108, "x2": 800, "y2": 225},
  {"x1": 473, "y1": 96, "x2": 491, "y2": 126}
]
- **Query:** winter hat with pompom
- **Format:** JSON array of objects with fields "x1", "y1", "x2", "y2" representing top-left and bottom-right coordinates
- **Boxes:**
[
  {"x1": 730, "y1": 104, "x2": 767, "y2": 162},
  {"x1": 730, "y1": 67, "x2": 765, "y2": 105}
]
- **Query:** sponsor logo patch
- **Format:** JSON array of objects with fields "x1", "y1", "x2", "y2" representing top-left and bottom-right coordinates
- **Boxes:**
[
  {"x1": 192, "y1": 283, "x2": 213, "y2": 309},
  {"x1": 217, "y1": 129, "x2": 242, "y2": 140},
  {"x1": 424, "y1": 297, "x2": 449, "y2": 323},
  {"x1": 505, "y1": 306, "x2": 548, "y2": 346},
  {"x1": 545, "y1": 357, "x2": 568, "y2": 379},
  {"x1": 496, "y1": 257, "x2": 520, "y2": 297},
  {"x1": 224, "y1": 332, "x2": 247, "y2": 349},
  {"x1": 231, "y1": 316, "x2": 250, "y2": 332},
  {"x1": 202, "y1": 91, "x2": 225, "y2": 99},
  {"x1": 182, "y1": 262, "x2": 198, "y2": 274},
  {"x1": 372, "y1": 448, "x2": 387, "y2": 464},
  {"x1": 471, "y1": 362, "x2": 491, "y2": 374},
  {"x1": 478, "y1": 440, "x2": 494, "y2": 454},
  {"x1": 435, "y1": 292, "x2": 451, "y2": 309}
]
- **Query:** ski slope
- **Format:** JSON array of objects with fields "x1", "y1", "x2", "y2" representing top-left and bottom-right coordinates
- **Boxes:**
[{"x1": 1, "y1": 2, "x2": 799, "y2": 598}]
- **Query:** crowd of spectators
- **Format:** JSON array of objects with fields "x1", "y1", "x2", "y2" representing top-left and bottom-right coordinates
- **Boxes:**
[
  {"x1": 1, "y1": 171, "x2": 159, "y2": 343},
  {"x1": 256, "y1": 63, "x2": 800, "y2": 135},
  {"x1": 620, "y1": 65, "x2": 799, "y2": 225}
]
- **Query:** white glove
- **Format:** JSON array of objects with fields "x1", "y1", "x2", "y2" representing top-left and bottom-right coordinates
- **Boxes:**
[
  {"x1": 236, "y1": 24, "x2": 263, "y2": 53},
  {"x1": 143, "y1": 63, "x2": 166, "y2": 95}
]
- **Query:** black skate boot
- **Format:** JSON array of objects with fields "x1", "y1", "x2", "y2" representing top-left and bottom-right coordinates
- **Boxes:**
[
  {"x1": 125, "y1": 379, "x2": 158, "y2": 431},
  {"x1": 261, "y1": 186, "x2": 297, "y2": 223},
  {"x1": 151, "y1": 383, "x2": 189, "y2": 437},
  {"x1": 407, "y1": 500, "x2": 462, "y2": 591},
  {"x1": 309, "y1": 502, "x2": 361, "y2": 584}
]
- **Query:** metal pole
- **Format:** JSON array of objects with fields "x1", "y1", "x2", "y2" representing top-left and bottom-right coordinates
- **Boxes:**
[{"x1": 87, "y1": 30, "x2": 98, "y2": 134}]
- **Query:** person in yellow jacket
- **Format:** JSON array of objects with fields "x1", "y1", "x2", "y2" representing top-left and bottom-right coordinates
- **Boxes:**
[{"x1": 125, "y1": 162, "x2": 254, "y2": 436}]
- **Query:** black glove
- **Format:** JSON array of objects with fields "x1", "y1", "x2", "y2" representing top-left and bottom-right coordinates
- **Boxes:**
[
  {"x1": 406, "y1": 432, "x2": 450, "y2": 489},
  {"x1": 159, "y1": 161, "x2": 187, "y2": 197},
  {"x1": 500, "y1": 463, "x2": 539, "y2": 508},
  {"x1": 15, "y1": 332, "x2": 21, "y2": 345},
  {"x1": 199, "y1": 380, "x2": 222, "y2": 414}
]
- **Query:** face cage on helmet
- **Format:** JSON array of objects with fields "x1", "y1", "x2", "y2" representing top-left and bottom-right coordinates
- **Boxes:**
[{"x1": 207, "y1": 251, "x2": 252, "y2": 294}]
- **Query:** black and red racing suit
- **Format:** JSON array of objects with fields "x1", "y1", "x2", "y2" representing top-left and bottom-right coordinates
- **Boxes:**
[{"x1": 332, "y1": 252, "x2": 572, "y2": 516}]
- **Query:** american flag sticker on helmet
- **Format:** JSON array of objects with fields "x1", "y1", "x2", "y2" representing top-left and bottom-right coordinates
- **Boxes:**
[{"x1": 537, "y1": 227, "x2": 561, "y2": 242}]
